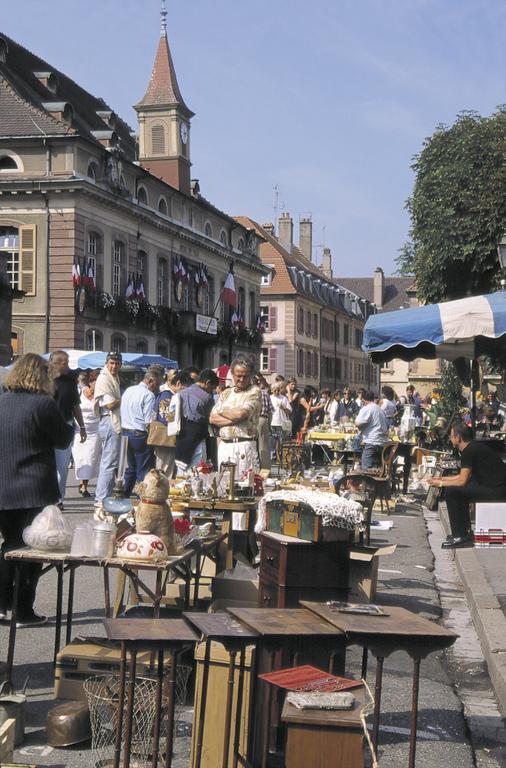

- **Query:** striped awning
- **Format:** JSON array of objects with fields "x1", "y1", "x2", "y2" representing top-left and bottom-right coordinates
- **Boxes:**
[{"x1": 362, "y1": 291, "x2": 506, "y2": 363}]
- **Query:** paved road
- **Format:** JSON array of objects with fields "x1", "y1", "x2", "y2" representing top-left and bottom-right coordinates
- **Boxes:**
[{"x1": 1, "y1": 476, "x2": 504, "y2": 767}]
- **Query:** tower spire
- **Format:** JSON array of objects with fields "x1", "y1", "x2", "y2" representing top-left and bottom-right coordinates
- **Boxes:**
[{"x1": 160, "y1": 0, "x2": 167, "y2": 38}]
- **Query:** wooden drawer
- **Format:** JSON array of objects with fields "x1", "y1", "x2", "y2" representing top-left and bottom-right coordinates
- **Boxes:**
[
  {"x1": 258, "y1": 577, "x2": 348, "y2": 609},
  {"x1": 259, "y1": 533, "x2": 350, "y2": 588}
]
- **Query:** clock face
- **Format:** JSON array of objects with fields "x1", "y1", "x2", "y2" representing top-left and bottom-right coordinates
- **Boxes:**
[{"x1": 180, "y1": 122, "x2": 188, "y2": 145}]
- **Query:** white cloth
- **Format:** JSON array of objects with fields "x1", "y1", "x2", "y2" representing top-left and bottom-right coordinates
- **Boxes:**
[
  {"x1": 93, "y1": 367, "x2": 121, "y2": 434},
  {"x1": 217, "y1": 439, "x2": 259, "y2": 477},
  {"x1": 73, "y1": 393, "x2": 102, "y2": 481},
  {"x1": 380, "y1": 399, "x2": 397, "y2": 419},
  {"x1": 270, "y1": 393, "x2": 291, "y2": 430},
  {"x1": 255, "y1": 489, "x2": 364, "y2": 534},
  {"x1": 328, "y1": 399, "x2": 339, "y2": 425}
]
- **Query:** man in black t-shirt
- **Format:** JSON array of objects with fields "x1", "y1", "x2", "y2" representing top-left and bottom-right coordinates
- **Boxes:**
[{"x1": 429, "y1": 422, "x2": 506, "y2": 548}]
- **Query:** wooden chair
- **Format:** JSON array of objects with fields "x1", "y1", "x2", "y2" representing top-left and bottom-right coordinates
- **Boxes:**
[
  {"x1": 334, "y1": 474, "x2": 378, "y2": 545},
  {"x1": 350, "y1": 442, "x2": 398, "y2": 513}
]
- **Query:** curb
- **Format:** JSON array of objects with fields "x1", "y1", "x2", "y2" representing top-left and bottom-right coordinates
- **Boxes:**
[{"x1": 440, "y1": 506, "x2": 506, "y2": 717}]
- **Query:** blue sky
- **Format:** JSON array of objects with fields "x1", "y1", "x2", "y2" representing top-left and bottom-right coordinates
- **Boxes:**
[{"x1": 4, "y1": 0, "x2": 506, "y2": 276}]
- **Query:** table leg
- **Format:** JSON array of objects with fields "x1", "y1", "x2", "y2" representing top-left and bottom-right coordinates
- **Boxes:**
[
  {"x1": 103, "y1": 564, "x2": 111, "y2": 618},
  {"x1": 361, "y1": 646, "x2": 369, "y2": 679},
  {"x1": 233, "y1": 646, "x2": 246, "y2": 768},
  {"x1": 195, "y1": 639, "x2": 211, "y2": 768},
  {"x1": 151, "y1": 648, "x2": 164, "y2": 768},
  {"x1": 154, "y1": 571, "x2": 162, "y2": 618},
  {"x1": 193, "y1": 549, "x2": 202, "y2": 607},
  {"x1": 123, "y1": 647, "x2": 137, "y2": 768},
  {"x1": 164, "y1": 647, "x2": 178, "y2": 768},
  {"x1": 261, "y1": 650, "x2": 276, "y2": 768},
  {"x1": 408, "y1": 657, "x2": 421, "y2": 768},
  {"x1": 5, "y1": 564, "x2": 20, "y2": 692},
  {"x1": 403, "y1": 453, "x2": 411, "y2": 495},
  {"x1": 54, "y1": 562, "x2": 64, "y2": 666},
  {"x1": 113, "y1": 642, "x2": 127, "y2": 768},
  {"x1": 371, "y1": 655, "x2": 384, "y2": 751},
  {"x1": 222, "y1": 649, "x2": 237, "y2": 768},
  {"x1": 65, "y1": 566, "x2": 76, "y2": 646}
]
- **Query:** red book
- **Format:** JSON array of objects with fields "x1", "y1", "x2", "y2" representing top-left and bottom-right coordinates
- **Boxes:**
[{"x1": 258, "y1": 665, "x2": 363, "y2": 693}]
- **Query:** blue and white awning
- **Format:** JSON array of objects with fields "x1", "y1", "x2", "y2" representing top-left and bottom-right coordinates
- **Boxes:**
[{"x1": 363, "y1": 291, "x2": 506, "y2": 363}]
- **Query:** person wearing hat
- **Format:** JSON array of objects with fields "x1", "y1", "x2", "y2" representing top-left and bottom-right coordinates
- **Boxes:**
[{"x1": 93, "y1": 352, "x2": 122, "y2": 510}]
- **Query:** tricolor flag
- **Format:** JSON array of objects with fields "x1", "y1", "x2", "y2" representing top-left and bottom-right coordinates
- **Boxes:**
[
  {"x1": 221, "y1": 264, "x2": 236, "y2": 307},
  {"x1": 256, "y1": 313, "x2": 266, "y2": 332},
  {"x1": 137, "y1": 273, "x2": 146, "y2": 301},
  {"x1": 86, "y1": 258, "x2": 96, "y2": 290},
  {"x1": 125, "y1": 274, "x2": 134, "y2": 299},
  {"x1": 72, "y1": 256, "x2": 81, "y2": 287}
]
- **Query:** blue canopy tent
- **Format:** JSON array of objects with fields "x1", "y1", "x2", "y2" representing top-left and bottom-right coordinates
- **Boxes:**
[
  {"x1": 76, "y1": 352, "x2": 179, "y2": 370},
  {"x1": 363, "y1": 291, "x2": 506, "y2": 364}
]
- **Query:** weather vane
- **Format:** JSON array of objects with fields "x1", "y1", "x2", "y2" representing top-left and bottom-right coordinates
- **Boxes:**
[{"x1": 160, "y1": 0, "x2": 167, "y2": 36}]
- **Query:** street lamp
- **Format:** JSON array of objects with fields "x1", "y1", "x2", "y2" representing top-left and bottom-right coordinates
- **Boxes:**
[{"x1": 496, "y1": 241, "x2": 506, "y2": 290}]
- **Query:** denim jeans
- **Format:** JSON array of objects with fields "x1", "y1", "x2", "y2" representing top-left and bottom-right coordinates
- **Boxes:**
[
  {"x1": 95, "y1": 417, "x2": 121, "y2": 502},
  {"x1": 123, "y1": 431, "x2": 155, "y2": 496},
  {"x1": 361, "y1": 443, "x2": 383, "y2": 469},
  {"x1": 55, "y1": 420, "x2": 74, "y2": 500}
]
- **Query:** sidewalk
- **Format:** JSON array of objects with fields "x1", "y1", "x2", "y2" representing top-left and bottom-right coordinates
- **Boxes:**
[{"x1": 440, "y1": 504, "x2": 506, "y2": 717}]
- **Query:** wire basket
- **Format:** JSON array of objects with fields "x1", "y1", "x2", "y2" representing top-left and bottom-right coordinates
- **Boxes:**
[{"x1": 84, "y1": 667, "x2": 191, "y2": 768}]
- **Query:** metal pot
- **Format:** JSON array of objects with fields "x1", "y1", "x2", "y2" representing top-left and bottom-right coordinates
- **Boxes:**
[{"x1": 46, "y1": 700, "x2": 91, "y2": 747}]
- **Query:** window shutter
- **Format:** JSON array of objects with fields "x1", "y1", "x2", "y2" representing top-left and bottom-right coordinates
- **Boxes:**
[
  {"x1": 269, "y1": 306, "x2": 278, "y2": 332},
  {"x1": 19, "y1": 225, "x2": 36, "y2": 295},
  {"x1": 269, "y1": 347, "x2": 277, "y2": 372}
]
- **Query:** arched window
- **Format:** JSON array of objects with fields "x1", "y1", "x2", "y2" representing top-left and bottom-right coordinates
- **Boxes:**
[
  {"x1": 112, "y1": 239, "x2": 125, "y2": 297},
  {"x1": 85, "y1": 329, "x2": 103, "y2": 351},
  {"x1": 151, "y1": 124, "x2": 166, "y2": 155},
  {"x1": 158, "y1": 196, "x2": 168, "y2": 215},
  {"x1": 204, "y1": 222, "x2": 213, "y2": 238},
  {"x1": 157, "y1": 257, "x2": 168, "y2": 306},
  {"x1": 87, "y1": 230, "x2": 102, "y2": 290},
  {"x1": 0, "y1": 155, "x2": 19, "y2": 172},
  {"x1": 111, "y1": 334, "x2": 126, "y2": 354},
  {"x1": 136, "y1": 339, "x2": 148, "y2": 354},
  {"x1": 87, "y1": 162, "x2": 98, "y2": 181},
  {"x1": 237, "y1": 238, "x2": 245, "y2": 253},
  {"x1": 137, "y1": 185, "x2": 148, "y2": 205},
  {"x1": 220, "y1": 230, "x2": 228, "y2": 247}
]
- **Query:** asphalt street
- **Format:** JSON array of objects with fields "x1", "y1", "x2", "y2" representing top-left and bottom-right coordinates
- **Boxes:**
[{"x1": 1, "y1": 477, "x2": 505, "y2": 767}]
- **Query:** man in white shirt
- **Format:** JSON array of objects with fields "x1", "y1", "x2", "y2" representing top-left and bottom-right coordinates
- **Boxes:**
[
  {"x1": 121, "y1": 365, "x2": 164, "y2": 496},
  {"x1": 355, "y1": 390, "x2": 389, "y2": 469}
]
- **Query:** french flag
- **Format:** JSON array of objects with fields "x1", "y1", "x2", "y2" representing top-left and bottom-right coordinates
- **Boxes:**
[{"x1": 222, "y1": 264, "x2": 237, "y2": 307}]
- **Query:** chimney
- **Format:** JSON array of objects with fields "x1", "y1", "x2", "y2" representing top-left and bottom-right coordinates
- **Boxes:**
[
  {"x1": 278, "y1": 212, "x2": 293, "y2": 247},
  {"x1": 299, "y1": 217, "x2": 312, "y2": 261},
  {"x1": 262, "y1": 222, "x2": 275, "y2": 237},
  {"x1": 321, "y1": 247, "x2": 333, "y2": 279},
  {"x1": 373, "y1": 267, "x2": 384, "y2": 308}
]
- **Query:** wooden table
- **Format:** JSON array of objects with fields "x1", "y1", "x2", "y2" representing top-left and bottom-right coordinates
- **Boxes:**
[
  {"x1": 228, "y1": 608, "x2": 345, "y2": 768},
  {"x1": 189, "y1": 499, "x2": 258, "y2": 570},
  {"x1": 103, "y1": 618, "x2": 199, "y2": 768},
  {"x1": 3, "y1": 536, "x2": 224, "y2": 690},
  {"x1": 301, "y1": 602, "x2": 458, "y2": 768},
  {"x1": 184, "y1": 612, "x2": 258, "y2": 768}
]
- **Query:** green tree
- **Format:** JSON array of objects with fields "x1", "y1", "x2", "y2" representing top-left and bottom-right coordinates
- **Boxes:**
[
  {"x1": 397, "y1": 108, "x2": 506, "y2": 303},
  {"x1": 437, "y1": 361, "x2": 464, "y2": 423}
]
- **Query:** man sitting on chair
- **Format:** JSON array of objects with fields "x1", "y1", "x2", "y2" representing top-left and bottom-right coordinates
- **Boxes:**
[
  {"x1": 429, "y1": 421, "x2": 506, "y2": 549},
  {"x1": 355, "y1": 391, "x2": 389, "y2": 469}
]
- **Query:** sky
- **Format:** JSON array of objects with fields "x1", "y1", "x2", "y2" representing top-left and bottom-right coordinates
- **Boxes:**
[{"x1": 3, "y1": 0, "x2": 506, "y2": 277}]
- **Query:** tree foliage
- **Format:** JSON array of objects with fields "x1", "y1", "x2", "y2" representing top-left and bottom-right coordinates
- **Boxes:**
[
  {"x1": 397, "y1": 108, "x2": 506, "y2": 302},
  {"x1": 438, "y1": 361, "x2": 464, "y2": 422}
]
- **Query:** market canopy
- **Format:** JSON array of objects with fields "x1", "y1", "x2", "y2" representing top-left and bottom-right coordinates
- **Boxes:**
[
  {"x1": 77, "y1": 352, "x2": 178, "y2": 370},
  {"x1": 362, "y1": 291, "x2": 506, "y2": 364}
]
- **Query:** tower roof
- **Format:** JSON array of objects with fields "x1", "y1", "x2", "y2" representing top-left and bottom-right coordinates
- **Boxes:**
[{"x1": 135, "y1": 5, "x2": 193, "y2": 117}]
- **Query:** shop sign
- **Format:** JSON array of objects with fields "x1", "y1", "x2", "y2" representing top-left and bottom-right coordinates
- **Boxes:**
[{"x1": 196, "y1": 314, "x2": 217, "y2": 335}]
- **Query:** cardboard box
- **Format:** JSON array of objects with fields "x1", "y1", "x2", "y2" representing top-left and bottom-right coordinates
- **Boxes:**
[
  {"x1": 211, "y1": 574, "x2": 259, "y2": 606},
  {"x1": 348, "y1": 544, "x2": 397, "y2": 603},
  {"x1": 55, "y1": 639, "x2": 171, "y2": 701}
]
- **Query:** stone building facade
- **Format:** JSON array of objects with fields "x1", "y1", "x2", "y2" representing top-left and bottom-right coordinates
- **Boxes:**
[{"x1": 0, "y1": 16, "x2": 265, "y2": 366}]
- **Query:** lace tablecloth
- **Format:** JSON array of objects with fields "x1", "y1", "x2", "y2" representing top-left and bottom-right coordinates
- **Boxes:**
[{"x1": 256, "y1": 488, "x2": 364, "y2": 534}]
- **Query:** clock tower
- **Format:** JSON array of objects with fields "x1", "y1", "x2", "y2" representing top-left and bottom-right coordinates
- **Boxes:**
[{"x1": 134, "y1": 2, "x2": 194, "y2": 195}]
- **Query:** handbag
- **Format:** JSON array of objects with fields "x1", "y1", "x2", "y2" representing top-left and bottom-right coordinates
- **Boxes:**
[{"x1": 147, "y1": 420, "x2": 176, "y2": 448}]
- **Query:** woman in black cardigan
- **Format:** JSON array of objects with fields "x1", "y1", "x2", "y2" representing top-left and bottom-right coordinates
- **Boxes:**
[{"x1": 0, "y1": 354, "x2": 74, "y2": 626}]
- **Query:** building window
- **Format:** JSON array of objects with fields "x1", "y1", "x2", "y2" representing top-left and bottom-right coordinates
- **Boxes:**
[
  {"x1": 297, "y1": 307, "x2": 304, "y2": 334},
  {"x1": 260, "y1": 305, "x2": 269, "y2": 331},
  {"x1": 261, "y1": 347, "x2": 269, "y2": 372},
  {"x1": 343, "y1": 324, "x2": 349, "y2": 346},
  {"x1": 297, "y1": 348, "x2": 304, "y2": 376},
  {"x1": 1, "y1": 225, "x2": 36, "y2": 295},
  {"x1": 87, "y1": 162, "x2": 98, "y2": 181},
  {"x1": 7, "y1": 251, "x2": 19, "y2": 290},
  {"x1": 314, "y1": 352, "x2": 319, "y2": 378},
  {"x1": 158, "y1": 196, "x2": 168, "y2": 215},
  {"x1": 261, "y1": 264, "x2": 274, "y2": 286},
  {"x1": 136, "y1": 339, "x2": 148, "y2": 354},
  {"x1": 137, "y1": 185, "x2": 148, "y2": 205},
  {"x1": 157, "y1": 258, "x2": 168, "y2": 306},
  {"x1": 151, "y1": 124, "x2": 166, "y2": 154},
  {"x1": 335, "y1": 320, "x2": 340, "y2": 343},
  {"x1": 220, "y1": 282, "x2": 226, "y2": 321},
  {"x1": 249, "y1": 291, "x2": 256, "y2": 328},
  {"x1": 220, "y1": 229, "x2": 228, "y2": 247},
  {"x1": 204, "y1": 222, "x2": 213, "y2": 238},
  {"x1": 306, "y1": 311, "x2": 311, "y2": 336},
  {"x1": 344, "y1": 360, "x2": 348, "y2": 380},
  {"x1": 306, "y1": 350, "x2": 311, "y2": 376},
  {"x1": 238, "y1": 238, "x2": 245, "y2": 253},
  {"x1": 112, "y1": 240, "x2": 124, "y2": 297},
  {"x1": 313, "y1": 314, "x2": 318, "y2": 338},
  {"x1": 0, "y1": 155, "x2": 18, "y2": 171},
  {"x1": 111, "y1": 334, "x2": 126, "y2": 354},
  {"x1": 238, "y1": 287, "x2": 245, "y2": 320},
  {"x1": 336, "y1": 358, "x2": 342, "y2": 380},
  {"x1": 85, "y1": 329, "x2": 103, "y2": 351}
]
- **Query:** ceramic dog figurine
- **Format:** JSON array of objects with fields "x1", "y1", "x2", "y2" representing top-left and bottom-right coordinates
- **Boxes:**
[{"x1": 134, "y1": 469, "x2": 176, "y2": 554}]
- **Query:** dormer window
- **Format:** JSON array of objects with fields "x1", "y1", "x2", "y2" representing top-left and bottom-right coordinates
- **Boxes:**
[
  {"x1": 34, "y1": 71, "x2": 58, "y2": 94},
  {"x1": 0, "y1": 155, "x2": 20, "y2": 172},
  {"x1": 158, "y1": 196, "x2": 168, "y2": 215},
  {"x1": 220, "y1": 230, "x2": 228, "y2": 247},
  {"x1": 87, "y1": 162, "x2": 98, "y2": 182},
  {"x1": 137, "y1": 185, "x2": 148, "y2": 205},
  {"x1": 0, "y1": 37, "x2": 8, "y2": 63},
  {"x1": 42, "y1": 101, "x2": 73, "y2": 126},
  {"x1": 204, "y1": 222, "x2": 213, "y2": 238},
  {"x1": 237, "y1": 238, "x2": 245, "y2": 253}
]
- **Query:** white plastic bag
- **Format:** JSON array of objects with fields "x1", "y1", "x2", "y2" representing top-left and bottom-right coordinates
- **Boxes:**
[{"x1": 23, "y1": 505, "x2": 73, "y2": 551}]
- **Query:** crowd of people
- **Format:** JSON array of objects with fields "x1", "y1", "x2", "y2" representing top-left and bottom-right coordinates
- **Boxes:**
[{"x1": 1, "y1": 350, "x2": 505, "y2": 624}]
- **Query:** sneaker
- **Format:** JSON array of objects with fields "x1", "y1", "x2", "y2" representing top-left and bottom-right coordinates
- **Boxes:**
[{"x1": 16, "y1": 612, "x2": 47, "y2": 628}]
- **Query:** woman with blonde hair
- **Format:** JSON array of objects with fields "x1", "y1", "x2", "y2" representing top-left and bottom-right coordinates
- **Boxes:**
[{"x1": 0, "y1": 354, "x2": 74, "y2": 627}]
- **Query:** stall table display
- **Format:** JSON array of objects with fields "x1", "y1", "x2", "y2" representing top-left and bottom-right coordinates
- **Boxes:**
[
  {"x1": 301, "y1": 601, "x2": 458, "y2": 768},
  {"x1": 3, "y1": 535, "x2": 225, "y2": 691},
  {"x1": 189, "y1": 498, "x2": 258, "y2": 570}
]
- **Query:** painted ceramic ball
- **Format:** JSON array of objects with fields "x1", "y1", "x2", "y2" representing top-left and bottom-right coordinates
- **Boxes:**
[{"x1": 117, "y1": 531, "x2": 168, "y2": 561}]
